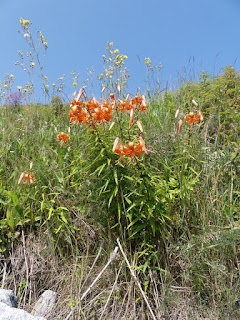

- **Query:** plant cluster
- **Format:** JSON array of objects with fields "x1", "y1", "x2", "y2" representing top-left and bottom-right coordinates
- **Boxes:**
[{"x1": 69, "y1": 95, "x2": 113, "y2": 125}]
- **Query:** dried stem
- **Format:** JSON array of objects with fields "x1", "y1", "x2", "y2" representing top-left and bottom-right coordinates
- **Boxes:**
[
  {"x1": 79, "y1": 240, "x2": 104, "y2": 293},
  {"x1": 65, "y1": 246, "x2": 118, "y2": 320},
  {"x1": 116, "y1": 238, "x2": 158, "y2": 320}
]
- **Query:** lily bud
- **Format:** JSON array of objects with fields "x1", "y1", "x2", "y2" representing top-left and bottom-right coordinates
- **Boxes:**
[
  {"x1": 178, "y1": 119, "x2": 183, "y2": 134},
  {"x1": 141, "y1": 95, "x2": 147, "y2": 106},
  {"x1": 109, "y1": 122, "x2": 115, "y2": 130},
  {"x1": 18, "y1": 172, "x2": 25, "y2": 185},
  {"x1": 136, "y1": 120, "x2": 143, "y2": 132},
  {"x1": 92, "y1": 97, "x2": 97, "y2": 104},
  {"x1": 112, "y1": 137, "x2": 119, "y2": 152},
  {"x1": 139, "y1": 136, "x2": 148, "y2": 154},
  {"x1": 76, "y1": 87, "x2": 83, "y2": 101},
  {"x1": 192, "y1": 99, "x2": 198, "y2": 106},
  {"x1": 129, "y1": 109, "x2": 134, "y2": 129},
  {"x1": 175, "y1": 109, "x2": 180, "y2": 118}
]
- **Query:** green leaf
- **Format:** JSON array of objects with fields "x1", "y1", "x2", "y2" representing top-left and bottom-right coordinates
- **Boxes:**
[
  {"x1": 108, "y1": 186, "x2": 118, "y2": 207},
  {"x1": 111, "y1": 222, "x2": 119, "y2": 229},
  {"x1": 6, "y1": 209, "x2": 15, "y2": 231},
  {"x1": 126, "y1": 203, "x2": 136, "y2": 213},
  {"x1": 60, "y1": 212, "x2": 68, "y2": 224},
  {"x1": 124, "y1": 175, "x2": 135, "y2": 181},
  {"x1": 189, "y1": 167, "x2": 199, "y2": 176},
  {"x1": 160, "y1": 213, "x2": 172, "y2": 221},
  {"x1": 90, "y1": 163, "x2": 106, "y2": 176},
  {"x1": 127, "y1": 215, "x2": 142, "y2": 229},
  {"x1": 57, "y1": 207, "x2": 69, "y2": 211},
  {"x1": 124, "y1": 196, "x2": 132, "y2": 205},
  {"x1": 118, "y1": 202, "x2": 121, "y2": 220},
  {"x1": 99, "y1": 179, "x2": 110, "y2": 195},
  {"x1": 47, "y1": 207, "x2": 54, "y2": 221},
  {"x1": 113, "y1": 169, "x2": 118, "y2": 185},
  {"x1": 129, "y1": 222, "x2": 148, "y2": 239},
  {"x1": 150, "y1": 218, "x2": 156, "y2": 236}
]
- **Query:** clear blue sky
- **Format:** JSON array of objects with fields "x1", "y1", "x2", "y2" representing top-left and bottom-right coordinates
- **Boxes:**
[{"x1": 1, "y1": 0, "x2": 240, "y2": 102}]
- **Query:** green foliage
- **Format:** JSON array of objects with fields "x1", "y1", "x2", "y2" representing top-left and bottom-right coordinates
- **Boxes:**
[
  {"x1": 179, "y1": 65, "x2": 240, "y2": 145},
  {"x1": 171, "y1": 228, "x2": 240, "y2": 310},
  {"x1": 50, "y1": 95, "x2": 64, "y2": 115}
]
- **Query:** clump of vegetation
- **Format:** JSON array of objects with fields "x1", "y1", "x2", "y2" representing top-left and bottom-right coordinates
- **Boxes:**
[
  {"x1": 0, "y1": 18, "x2": 239, "y2": 320},
  {"x1": 51, "y1": 95, "x2": 64, "y2": 115}
]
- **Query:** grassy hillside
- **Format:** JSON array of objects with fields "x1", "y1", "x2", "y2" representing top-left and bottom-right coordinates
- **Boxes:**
[{"x1": 0, "y1": 65, "x2": 239, "y2": 319}]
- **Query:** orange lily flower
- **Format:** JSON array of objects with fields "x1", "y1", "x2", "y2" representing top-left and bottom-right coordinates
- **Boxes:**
[
  {"x1": 18, "y1": 172, "x2": 36, "y2": 184},
  {"x1": 57, "y1": 132, "x2": 70, "y2": 145},
  {"x1": 184, "y1": 111, "x2": 204, "y2": 125},
  {"x1": 113, "y1": 138, "x2": 147, "y2": 159}
]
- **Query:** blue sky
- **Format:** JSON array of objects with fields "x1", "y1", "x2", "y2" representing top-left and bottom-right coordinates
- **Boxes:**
[{"x1": 1, "y1": 0, "x2": 240, "y2": 102}]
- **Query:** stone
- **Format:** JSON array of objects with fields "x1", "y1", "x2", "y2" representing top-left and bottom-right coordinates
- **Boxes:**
[
  {"x1": 0, "y1": 302, "x2": 46, "y2": 320},
  {"x1": 0, "y1": 289, "x2": 18, "y2": 308},
  {"x1": 31, "y1": 290, "x2": 57, "y2": 317}
]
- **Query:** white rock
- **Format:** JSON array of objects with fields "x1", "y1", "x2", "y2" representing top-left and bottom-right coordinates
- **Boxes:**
[
  {"x1": 0, "y1": 302, "x2": 46, "y2": 320},
  {"x1": 31, "y1": 290, "x2": 57, "y2": 317},
  {"x1": 0, "y1": 289, "x2": 18, "y2": 308}
]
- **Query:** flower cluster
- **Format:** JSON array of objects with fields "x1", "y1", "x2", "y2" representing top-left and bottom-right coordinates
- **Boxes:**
[
  {"x1": 69, "y1": 96, "x2": 113, "y2": 126},
  {"x1": 184, "y1": 111, "x2": 204, "y2": 125},
  {"x1": 99, "y1": 42, "x2": 128, "y2": 74},
  {"x1": 39, "y1": 32, "x2": 48, "y2": 48},
  {"x1": 98, "y1": 42, "x2": 130, "y2": 92},
  {"x1": 69, "y1": 89, "x2": 148, "y2": 162},
  {"x1": 20, "y1": 18, "x2": 30, "y2": 26},
  {"x1": 113, "y1": 136, "x2": 147, "y2": 159},
  {"x1": 175, "y1": 105, "x2": 204, "y2": 134},
  {"x1": 18, "y1": 172, "x2": 35, "y2": 184},
  {"x1": 57, "y1": 132, "x2": 70, "y2": 145},
  {"x1": 71, "y1": 71, "x2": 79, "y2": 87},
  {"x1": 117, "y1": 94, "x2": 147, "y2": 112},
  {"x1": 10, "y1": 91, "x2": 22, "y2": 106},
  {"x1": 145, "y1": 57, "x2": 151, "y2": 66}
]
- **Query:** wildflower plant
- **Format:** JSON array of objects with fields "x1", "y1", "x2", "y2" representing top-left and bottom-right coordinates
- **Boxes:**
[
  {"x1": 9, "y1": 91, "x2": 23, "y2": 111},
  {"x1": 144, "y1": 57, "x2": 163, "y2": 98},
  {"x1": 98, "y1": 42, "x2": 130, "y2": 96},
  {"x1": 55, "y1": 75, "x2": 66, "y2": 96},
  {"x1": 67, "y1": 86, "x2": 177, "y2": 271},
  {"x1": 1, "y1": 73, "x2": 15, "y2": 105},
  {"x1": 71, "y1": 71, "x2": 79, "y2": 88},
  {"x1": 16, "y1": 18, "x2": 49, "y2": 102},
  {"x1": 51, "y1": 95, "x2": 64, "y2": 114}
]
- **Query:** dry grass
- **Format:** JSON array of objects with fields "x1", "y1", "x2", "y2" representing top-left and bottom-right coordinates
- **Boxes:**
[{"x1": 1, "y1": 233, "x2": 239, "y2": 320}]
